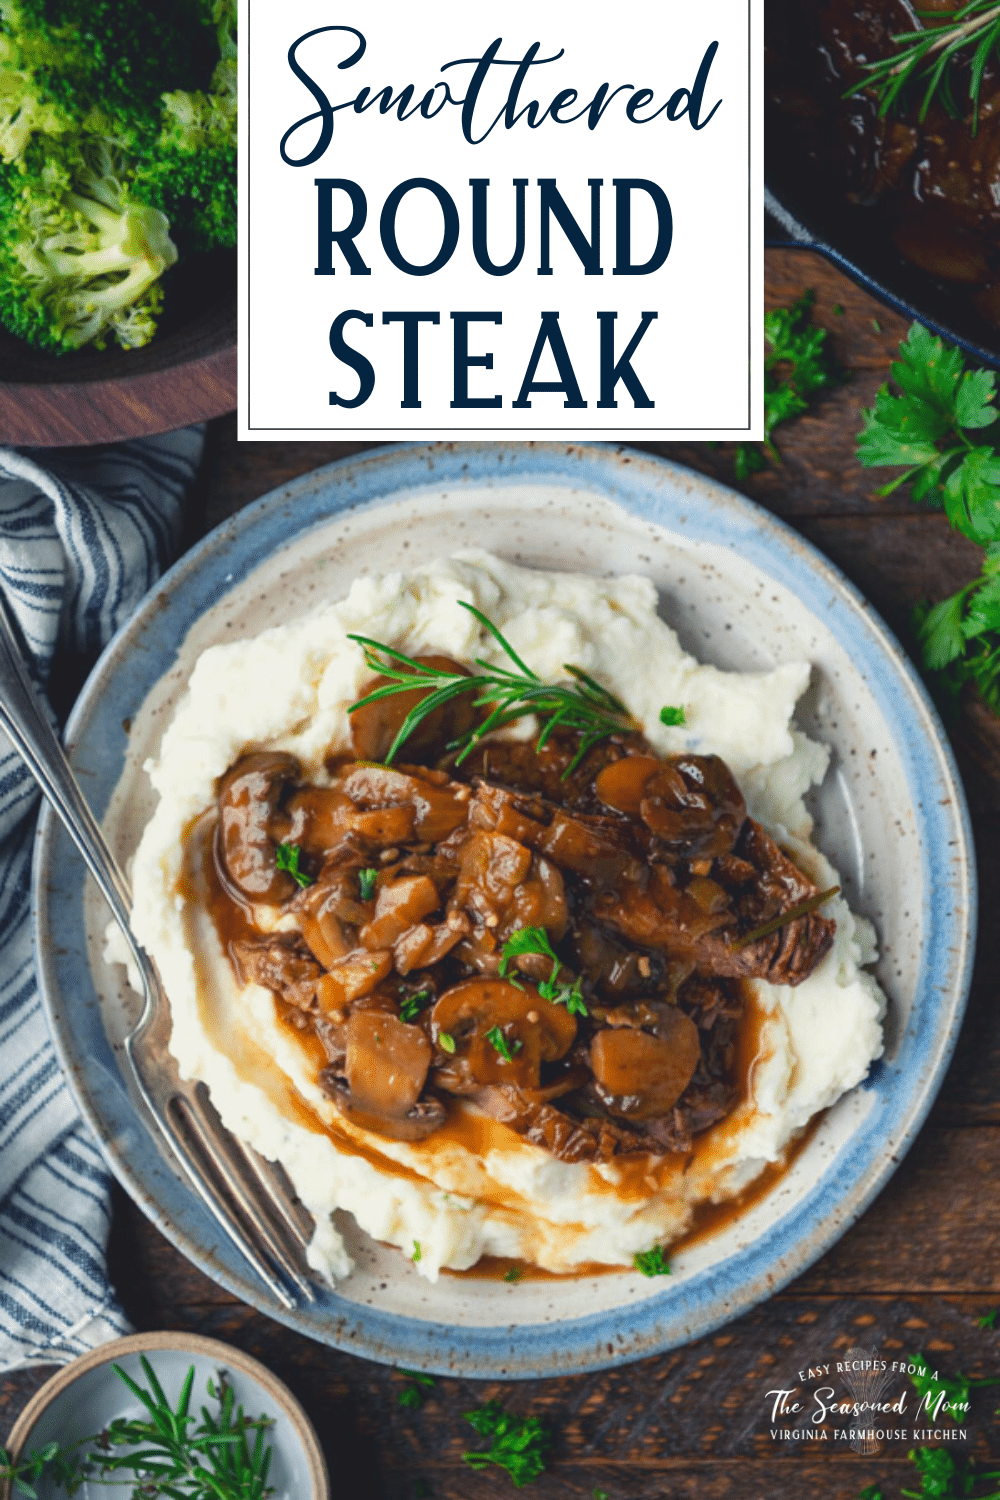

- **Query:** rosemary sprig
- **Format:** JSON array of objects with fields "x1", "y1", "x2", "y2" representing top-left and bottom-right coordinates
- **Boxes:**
[
  {"x1": 347, "y1": 602, "x2": 643, "y2": 777},
  {"x1": 0, "y1": 1357, "x2": 275, "y2": 1499},
  {"x1": 731, "y1": 886, "x2": 840, "y2": 952},
  {"x1": 846, "y1": 0, "x2": 1000, "y2": 133}
]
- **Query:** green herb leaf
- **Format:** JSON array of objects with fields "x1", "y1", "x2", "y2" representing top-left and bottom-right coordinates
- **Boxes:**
[
  {"x1": 358, "y1": 867, "x2": 378, "y2": 900},
  {"x1": 979, "y1": 1307, "x2": 999, "y2": 1329},
  {"x1": 498, "y1": 925, "x2": 589, "y2": 1016},
  {"x1": 633, "y1": 1246, "x2": 672, "y2": 1277},
  {"x1": 658, "y1": 705, "x2": 686, "y2": 727},
  {"x1": 400, "y1": 990, "x2": 432, "y2": 1024},
  {"x1": 274, "y1": 842, "x2": 313, "y2": 889},
  {"x1": 412, "y1": 1240, "x2": 422, "y2": 1262},
  {"x1": 485, "y1": 1025, "x2": 522, "y2": 1063},
  {"x1": 438, "y1": 1031, "x2": 456, "y2": 1054},
  {"x1": 0, "y1": 1362, "x2": 277, "y2": 1500},
  {"x1": 462, "y1": 1400, "x2": 552, "y2": 1488},
  {"x1": 504, "y1": 1266, "x2": 524, "y2": 1283},
  {"x1": 397, "y1": 1369, "x2": 435, "y2": 1410},
  {"x1": 846, "y1": 1, "x2": 1000, "y2": 136},
  {"x1": 857, "y1": 324, "x2": 1000, "y2": 717}
]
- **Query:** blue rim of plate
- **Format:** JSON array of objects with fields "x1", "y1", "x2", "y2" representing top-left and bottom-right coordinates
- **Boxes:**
[{"x1": 33, "y1": 441, "x2": 977, "y2": 1377}]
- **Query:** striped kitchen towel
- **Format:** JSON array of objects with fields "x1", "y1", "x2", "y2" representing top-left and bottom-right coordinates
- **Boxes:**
[{"x1": 0, "y1": 429, "x2": 204, "y2": 1371}]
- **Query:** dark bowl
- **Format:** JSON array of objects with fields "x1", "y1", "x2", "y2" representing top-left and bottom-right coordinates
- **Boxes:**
[{"x1": 0, "y1": 249, "x2": 236, "y2": 446}]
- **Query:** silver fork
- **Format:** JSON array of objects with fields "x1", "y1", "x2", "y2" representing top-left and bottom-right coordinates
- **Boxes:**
[{"x1": 0, "y1": 591, "x2": 317, "y2": 1310}]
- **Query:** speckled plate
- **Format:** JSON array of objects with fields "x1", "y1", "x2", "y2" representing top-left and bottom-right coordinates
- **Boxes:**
[{"x1": 32, "y1": 442, "x2": 976, "y2": 1377}]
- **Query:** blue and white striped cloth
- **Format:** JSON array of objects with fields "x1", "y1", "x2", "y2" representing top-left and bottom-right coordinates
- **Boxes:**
[{"x1": 0, "y1": 430, "x2": 204, "y2": 1371}]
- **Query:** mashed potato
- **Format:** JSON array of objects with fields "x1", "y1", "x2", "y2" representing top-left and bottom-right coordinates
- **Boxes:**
[{"x1": 117, "y1": 551, "x2": 885, "y2": 1282}]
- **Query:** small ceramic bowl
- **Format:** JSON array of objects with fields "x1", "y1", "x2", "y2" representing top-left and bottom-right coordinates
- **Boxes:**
[{"x1": 2, "y1": 1332, "x2": 329, "y2": 1500}]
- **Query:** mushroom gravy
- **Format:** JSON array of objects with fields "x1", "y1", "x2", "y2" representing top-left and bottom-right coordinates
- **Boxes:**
[{"x1": 202, "y1": 675, "x2": 836, "y2": 1176}]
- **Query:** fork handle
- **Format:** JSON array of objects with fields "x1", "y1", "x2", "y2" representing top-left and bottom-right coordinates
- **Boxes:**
[{"x1": 0, "y1": 590, "x2": 137, "y2": 947}]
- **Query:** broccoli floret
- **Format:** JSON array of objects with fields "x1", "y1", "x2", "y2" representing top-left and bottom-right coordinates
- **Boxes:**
[
  {"x1": 0, "y1": 31, "x2": 71, "y2": 159},
  {"x1": 0, "y1": 0, "x2": 217, "y2": 123},
  {"x1": 0, "y1": 0, "x2": 234, "y2": 352},
  {"x1": 133, "y1": 84, "x2": 236, "y2": 253},
  {"x1": 0, "y1": 139, "x2": 177, "y2": 351}
]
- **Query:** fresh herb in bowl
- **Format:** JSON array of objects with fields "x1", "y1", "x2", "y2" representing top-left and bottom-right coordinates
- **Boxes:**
[{"x1": 0, "y1": 1355, "x2": 274, "y2": 1499}]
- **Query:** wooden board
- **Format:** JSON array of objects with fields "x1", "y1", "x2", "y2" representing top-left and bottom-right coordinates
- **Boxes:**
[{"x1": 3, "y1": 249, "x2": 999, "y2": 1498}]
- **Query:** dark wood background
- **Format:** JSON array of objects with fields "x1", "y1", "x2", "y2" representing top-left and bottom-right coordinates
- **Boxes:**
[{"x1": 2, "y1": 249, "x2": 998, "y2": 1499}]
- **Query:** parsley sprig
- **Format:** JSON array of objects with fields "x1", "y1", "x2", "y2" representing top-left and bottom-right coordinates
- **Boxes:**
[
  {"x1": 400, "y1": 989, "x2": 432, "y2": 1024},
  {"x1": 901, "y1": 1447, "x2": 1000, "y2": 1499},
  {"x1": 633, "y1": 1246, "x2": 672, "y2": 1277},
  {"x1": 462, "y1": 1400, "x2": 552, "y2": 1488},
  {"x1": 856, "y1": 322, "x2": 1000, "y2": 715},
  {"x1": 397, "y1": 1368, "x2": 436, "y2": 1410},
  {"x1": 735, "y1": 290, "x2": 843, "y2": 480},
  {"x1": 485, "y1": 1024, "x2": 522, "y2": 1062},
  {"x1": 348, "y1": 603, "x2": 680, "y2": 778},
  {"x1": 275, "y1": 842, "x2": 312, "y2": 889},
  {"x1": 0, "y1": 1358, "x2": 275, "y2": 1499},
  {"x1": 498, "y1": 926, "x2": 588, "y2": 1016}
]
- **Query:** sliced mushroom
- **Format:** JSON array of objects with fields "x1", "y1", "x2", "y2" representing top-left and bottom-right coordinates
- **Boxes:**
[
  {"x1": 337, "y1": 763, "x2": 469, "y2": 843},
  {"x1": 430, "y1": 978, "x2": 577, "y2": 1092},
  {"x1": 596, "y1": 753, "x2": 746, "y2": 858},
  {"x1": 345, "y1": 1010, "x2": 432, "y2": 1116},
  {"x1": 322, "y1": 1074, "x2": 445, "y2": 1142},
  {"x1": 590, "y1": 1010, "x2": 701, "y2": 1120},
  {"x1": 350, "y1": 654, "x2": 479, "y2": 763},
  {"x1": 216, "y1": 751, "x2": 300, "y2": 902}
]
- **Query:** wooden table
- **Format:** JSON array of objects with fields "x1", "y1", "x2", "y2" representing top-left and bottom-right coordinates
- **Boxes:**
[{"x1": 2, "y1": 250, "x2": 998, "y2": 1499}]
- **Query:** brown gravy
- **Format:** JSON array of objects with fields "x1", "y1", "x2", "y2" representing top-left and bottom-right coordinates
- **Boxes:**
[{"x1": 182, "y1": 812, "x2": 814, "y2": 1276}]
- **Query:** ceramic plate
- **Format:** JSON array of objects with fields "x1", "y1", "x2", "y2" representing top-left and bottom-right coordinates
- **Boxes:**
[{"x1": 32, "y1": 442, "x2": 976, "y2": 1377}]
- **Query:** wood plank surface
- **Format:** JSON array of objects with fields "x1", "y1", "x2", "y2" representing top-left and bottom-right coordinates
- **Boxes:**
[{"x1": 3, "y1": 248, "x2": 999, "y2": 1499}]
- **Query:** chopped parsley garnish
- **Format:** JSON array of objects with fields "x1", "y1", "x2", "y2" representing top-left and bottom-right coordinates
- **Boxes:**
[
  {"x1": 462, "y1": 1400, "x2": 552, "y2": 1488},
  {"x1": 397, "y1": 1369, "x2": 435, "y2": 1410},
  {"x1": 438, "y1": 1031, "x2": 456, "y2": 1054},
  {"x1": 498, "y1": 926, "x2": 588, "y2": 1016},
  {"x1": 485, "y1": 1025, "x2": 522, "y2": 1063},
  {"x1": 411, "y1": 1240, "x2": 422, "y2": 1262},
  {"x1": 978, "y1": 1307, "x2": 999, "y2": 1330},
  {"x1": 857, "y1": 322, "x2": 1000, "y2": 718},
  {"x1": 503, "y1": 1265, "x2": 524, "y2": 1284},
  {"x1": 275, "y1": 842, "x2": 313, "y2": 889},
  {"x1": 633, "y1": 1246, "x2": 672, "y2": 1277},
  {"x1": 400, "y1": 990, "x2": 432, "y2": 1024},
  {"x1": 734, "y1": 289, "x2": 843, "y2": 481},
  {"x1": 358, "y1": 867, "x2": 378, "y2": 900},
  {"x1": 659, "y1": 705, "x2": 686, "y2": 727}
]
